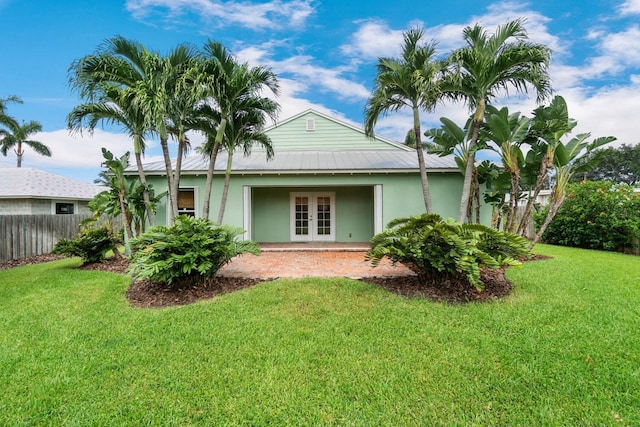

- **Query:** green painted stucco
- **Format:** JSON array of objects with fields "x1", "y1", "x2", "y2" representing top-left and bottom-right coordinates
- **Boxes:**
[
  {"x1": 145, "y1": 171, "x2": 491, "y2": 242},
  {"x1": 140, "y1": 109, "x2": 491, "y2": 241},
  {"x1": 251, "y1": 186, "x2": 374, "y2": 242}
]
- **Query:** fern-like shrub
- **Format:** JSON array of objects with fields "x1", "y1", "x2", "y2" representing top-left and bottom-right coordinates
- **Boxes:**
[
  {"x1": 127, "y1": 216, "x2": 260, "y2": 287},
  {"x1": 365, "y1": 214, "x2": 530, "y2": 289},
  {"x1": 53, "y1": 223, "x2": 123, "y2": 263}
]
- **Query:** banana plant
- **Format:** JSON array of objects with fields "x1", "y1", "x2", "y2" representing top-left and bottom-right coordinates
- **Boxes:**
[
  {"x1": 531, "y1": 132, "x2": 616, "y2": 247},
  {"x1": 516, "y1": 95, "x2": 576, "y2": 235},
  {"x1": 481, "y1": 106, "x2": 531, "y2": 232},
  {"x1": 425, "y1": 115, "x2": 488, "y2": 222}
]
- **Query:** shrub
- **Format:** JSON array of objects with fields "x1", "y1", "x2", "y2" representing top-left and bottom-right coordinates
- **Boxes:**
[
  {"x1": 127, "y1": 216, "x2": 260, "y2": 287},
  {"x1": 53, "y1": 223, "x2": 123, "y2": 263},
  {"x1": 366, "y1": 213, "x2": 529, "y2": 289},
  {"x1": 535, "y1": 181, "x2": 640, "y2": 251}
]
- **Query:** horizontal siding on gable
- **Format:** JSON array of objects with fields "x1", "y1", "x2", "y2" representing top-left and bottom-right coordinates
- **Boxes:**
[{"x1": 267, "y1": 112, "x2": 400, "y2": 151}]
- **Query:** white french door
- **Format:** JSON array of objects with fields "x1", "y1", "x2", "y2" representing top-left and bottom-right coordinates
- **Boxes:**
[{"x1": 290, "y1": 192, "x2": 335, "y2": 241}]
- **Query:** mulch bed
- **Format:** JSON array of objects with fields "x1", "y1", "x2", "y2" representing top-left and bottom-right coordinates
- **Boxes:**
[
  {"x1": 0, "y1": 253, "x2": 537, "y2": 307},
  {"x1": 0, "y1": 253, "x2": 67, "y2": 270},
  {"x1": 361, "y1": 268, "x2": 512, "y2": 303}
]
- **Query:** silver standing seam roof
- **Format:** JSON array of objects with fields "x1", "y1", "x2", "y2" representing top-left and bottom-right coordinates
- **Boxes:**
[{"x1": 131, "y1": 150, "x2": 458, "y2": 175}]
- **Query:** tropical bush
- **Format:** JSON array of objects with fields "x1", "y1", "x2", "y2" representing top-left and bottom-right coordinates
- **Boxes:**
[
  {"x1": 127, "y1": 216, "x2": 260, "y2": 287},
  {"x1": 366, "y1": 214, "x2": 530, "y2": 289},
  {"x1": 535, "y1": 180, "x2": 640, "y2": 251},
  {"x1": 53, "y1": 223, "x2": 123, "y2": 263}
]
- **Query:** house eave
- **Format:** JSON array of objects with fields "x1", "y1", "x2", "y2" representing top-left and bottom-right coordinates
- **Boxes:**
[{"x1": 134, "y1": 168, "x2": 457, "y2": 176}]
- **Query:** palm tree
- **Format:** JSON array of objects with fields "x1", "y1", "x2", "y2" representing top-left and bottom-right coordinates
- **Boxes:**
[
  {"x1": 69, "y1": 37, "x2": 162, "y2": 225},
  {"x1": 67, "y1": 83, "x2": 156, "y2": 226},
  {"x1": 160, "y1": 44, "x2": 201, "y2": 219},
  {"x1": 365, "y1": 28, "x2": 444, "y2": 213},
  {"x1": 217, "y1": 103, "x2": 277, "y2": 224},
  {"x1": 0, "y1": 96, "x2": 22, "y2": 127},
  {"x1": 192, "y1": 40, "x2": 280, "y2": 223},
  {"x1": 0, "y1": 118, "x2": 50, "y2": 167},
  {"x1": 443, "y1": 19, "x2": 552, "y2": 222},
  {"x1": 192, "y1": 102, "x2": 223, "y2": 220}
]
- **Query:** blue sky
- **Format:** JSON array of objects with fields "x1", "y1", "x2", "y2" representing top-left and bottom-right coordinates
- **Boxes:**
[{"x1": 1, "y1": 0, "x2": 640, "y2": 183}]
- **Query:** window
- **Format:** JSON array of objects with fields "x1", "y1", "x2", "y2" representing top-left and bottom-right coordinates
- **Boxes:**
[
  {"x1": 55, "y1": 202, "x2": 74, "y2": 215},
  {"x1": 178, "y1": 189, "x2": 196, "y2": 217},
  {"x1": 306, "y1": 118, "x2": 315, "y2": 131}
]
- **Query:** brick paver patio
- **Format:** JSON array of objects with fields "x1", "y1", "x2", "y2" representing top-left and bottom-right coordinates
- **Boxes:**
[{"x1": 217, "y1": 250, "x2": 414, "y2": 279}]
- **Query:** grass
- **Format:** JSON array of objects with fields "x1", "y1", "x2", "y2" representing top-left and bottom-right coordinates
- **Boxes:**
[{"x1": 1, "y1": 245, "x2": 639, "y2": 425}]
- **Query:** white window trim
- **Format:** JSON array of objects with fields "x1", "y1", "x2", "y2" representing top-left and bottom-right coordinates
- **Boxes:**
[
  {"x1": 51, "y1": 200, "x2": 77, "y2": 215},
  {"x1": 306, "y1": 118, "x2": 315, "y2": 131},
  {"x1": 168, "y1": 187, "x2": 198, "y2": 224}
]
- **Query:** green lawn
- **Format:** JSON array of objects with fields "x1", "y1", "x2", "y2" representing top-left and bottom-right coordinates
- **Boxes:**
[{"x1": 1, "y1": 245, "x2": 638, "y2": 426}]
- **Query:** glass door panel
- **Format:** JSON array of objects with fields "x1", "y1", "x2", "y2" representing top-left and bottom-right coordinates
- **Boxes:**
[{"x1": 290, "y1": 192, "x2": 335, "y2": 241}]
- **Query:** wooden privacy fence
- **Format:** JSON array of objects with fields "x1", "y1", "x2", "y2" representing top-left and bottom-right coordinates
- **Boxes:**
[{"x1": 0, "y1": 214, "x2": 93, "y2": 262}]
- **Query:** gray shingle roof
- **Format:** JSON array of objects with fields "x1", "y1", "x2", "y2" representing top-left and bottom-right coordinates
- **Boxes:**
[
  {"x1": 133, "y1": 150, "x2": 458, "y2": 175},
  {"x1": 0, "y1": 168, "x2": 102, "y2": 200}
]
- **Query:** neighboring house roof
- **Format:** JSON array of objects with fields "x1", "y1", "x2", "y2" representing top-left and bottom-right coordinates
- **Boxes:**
[{"x1": 0, "y1": 168, "x2": 102, "y2": 200}]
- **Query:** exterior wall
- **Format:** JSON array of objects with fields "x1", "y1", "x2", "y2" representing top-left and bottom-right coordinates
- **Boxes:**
[
  {"x1": 266, "y1": 112, "x2": 404, "y2": 151},
  {"x1": 0, "y1": 199, "x2": 93, "y2": 215},
  {"x1": 251, "y1": 186, "x2": 374, "y2": 242},
  {"x1": 0, "y1": 199, "x2": 50, "y2": 215},
  {"x1": 145, "y1": 171, "x2": 492, "y2": 241}
]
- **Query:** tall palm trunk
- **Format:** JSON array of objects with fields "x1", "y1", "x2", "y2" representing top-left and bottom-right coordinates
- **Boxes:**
[
  {"x1": 217, "y1": 149, "x2": 234, "y2": 224},
  {"x1": 504, "y1": 170, "x2": 520, "y2": 232},
  {"x1": 459, "y1": 115, "x2": 482, "y2": 222},
  {"x1": 159, "y1": 136, "x2": 177, "y2": 219},
  {"x1": 413, "y1": 106, "x2": 432, "y2": 213},
  {"x1": 203, "y1": 118, "x2": 226, "y2": 220},
  {"x1": 170, "y1": 130, "x2": 188, "y2": 220},
  {"x1": 133, "y1": 134, "x2": 155, "y2": 227},
  {"x1": 16, "y1": 143, "x2": 23, "y2": 167},
  {"x1": 202, "y1": 142, "x2": 220, "y2": 220},
  {"x1": 472, "y1": 169, "x2": 480, "y2": 223}
]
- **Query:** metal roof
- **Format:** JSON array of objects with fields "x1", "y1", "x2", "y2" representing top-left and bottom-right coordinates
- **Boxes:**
[
  {"x1": 0, "y1": 168, "x2": 102, "y2": 200},
  {"x1": 132, "y1": 150, "x2": 458, "y2": 175}
]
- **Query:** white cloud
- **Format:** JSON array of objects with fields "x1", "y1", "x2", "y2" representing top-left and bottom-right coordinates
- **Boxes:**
[
  {"x1": 341, "y1": 1, "x2": 565, "y2": 62},
  {"x1": 125, "y1": 0, "x2": 314, "y2": 30},
  {"x1": 340, "y1": 20, "x2": 407, "y2": 59},
  {"x1": 21, "y1": 128, "x2": 150, "y2": 170},
  {"x1": 619, "y1": 0, "x2": 640, "y2": 15},
  {"x1": 236, "y1": 45, "x2": 370, "y2": 101},
  {"x1": 584, "y1": 26, "x2": 640, "y2": 77}
]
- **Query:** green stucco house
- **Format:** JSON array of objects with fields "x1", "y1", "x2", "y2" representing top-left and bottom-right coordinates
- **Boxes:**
[{"x1": 135, "y1": 110, "x2": 484, "y2": 243}]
